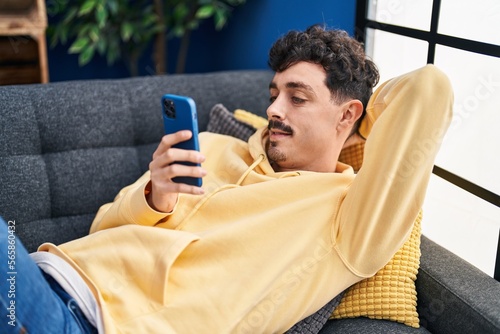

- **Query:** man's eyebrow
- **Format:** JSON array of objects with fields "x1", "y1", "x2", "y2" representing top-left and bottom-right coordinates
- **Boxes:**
[
  {"x1": 269, "y1": 81, "x2": 315, "y2": 94},
  {"x1": 286, "y1": 81, "x2": 314, "y2": 92}
]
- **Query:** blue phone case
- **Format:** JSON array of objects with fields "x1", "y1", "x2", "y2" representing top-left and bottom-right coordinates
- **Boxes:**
[{"x1": 161, "y1": 94, "x2": 202, "y2": 187}]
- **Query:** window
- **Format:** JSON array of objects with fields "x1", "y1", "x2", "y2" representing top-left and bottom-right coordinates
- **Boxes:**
[{"x1": 356, "y1": 0, "x2": 500, "y2": 280}]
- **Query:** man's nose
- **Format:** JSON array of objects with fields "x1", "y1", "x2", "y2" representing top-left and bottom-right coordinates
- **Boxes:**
[{"x1": 267, "y1": 97, "x2": 286, "y2": 120}]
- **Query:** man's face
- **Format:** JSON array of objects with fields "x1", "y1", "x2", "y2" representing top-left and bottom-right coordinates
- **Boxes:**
[{"x1": 266, "y1": 61, "x2": 348, "y2": 173}]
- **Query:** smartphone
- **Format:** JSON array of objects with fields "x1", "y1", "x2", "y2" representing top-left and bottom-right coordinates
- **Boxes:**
[{"x1": 161, "y1": 94, "x2": 202, "y2": 187}]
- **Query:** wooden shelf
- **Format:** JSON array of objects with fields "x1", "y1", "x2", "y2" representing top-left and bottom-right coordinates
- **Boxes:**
[{"x1": 0, "y1": 0, "x2": 48, "y2": 85}]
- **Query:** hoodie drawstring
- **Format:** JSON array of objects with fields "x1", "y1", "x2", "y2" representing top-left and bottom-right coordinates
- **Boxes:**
[
  {"x1": 175, "y1": 154, "x2": 266, "y2": 230},
  {"x1": 236, "y1": 154, "x2": 265, "y2": 186}
]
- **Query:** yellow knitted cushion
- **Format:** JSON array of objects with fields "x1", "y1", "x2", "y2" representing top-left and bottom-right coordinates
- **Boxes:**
[
  {"x1": 331, "y1": 211, "x2": 422, "y2": 328},
  {"x1": 234, "y1": 109, "x2": 268, "y2": 128},
  {"x1": 338, "y1": 142, "x2": 365, "y2": 172}
]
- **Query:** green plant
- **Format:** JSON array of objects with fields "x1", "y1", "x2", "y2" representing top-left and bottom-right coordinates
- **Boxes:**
[{"x1": 47, "y1": 0, "x2": 246, "y2": 76}]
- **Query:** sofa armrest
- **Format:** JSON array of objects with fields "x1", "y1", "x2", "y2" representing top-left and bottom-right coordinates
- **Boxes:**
[{"x1": 417, "y1": 236, "x2": 500, "y2": 333}]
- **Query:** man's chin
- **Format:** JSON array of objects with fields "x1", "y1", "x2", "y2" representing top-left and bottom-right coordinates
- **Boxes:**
[{"x1": 266, "y1": 145, "x2": 287, "y2": 164}]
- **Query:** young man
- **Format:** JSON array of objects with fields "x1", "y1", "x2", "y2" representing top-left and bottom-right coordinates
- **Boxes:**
[{"x1": 0, "y1": 25, "x2": 453, "y2": 333}]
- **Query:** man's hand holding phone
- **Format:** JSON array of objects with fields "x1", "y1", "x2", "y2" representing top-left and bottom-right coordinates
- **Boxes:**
[
  {"x1": 147, "y1": 130, "x2": 206, "y2": 213},
  {"x1": 146, "y1": 95, "x2": 205, "y2": 213}
]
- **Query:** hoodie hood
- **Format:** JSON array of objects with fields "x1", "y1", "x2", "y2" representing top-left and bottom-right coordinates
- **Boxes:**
[{"x1": 247, "y1": 127, "x2": 274, "y2": 175}]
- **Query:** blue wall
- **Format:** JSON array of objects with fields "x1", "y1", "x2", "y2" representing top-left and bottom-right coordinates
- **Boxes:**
[{"x1": 48, "y1": 0, "x2": 356, "y2": 82}]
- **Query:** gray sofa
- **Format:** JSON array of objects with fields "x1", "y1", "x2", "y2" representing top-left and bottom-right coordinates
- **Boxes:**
[{"x1": 1, "y1": 71, "x2": 499, "y2": 333}]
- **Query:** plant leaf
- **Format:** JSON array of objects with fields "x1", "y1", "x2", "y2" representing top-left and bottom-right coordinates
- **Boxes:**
[
  {"x1": 187, "y1": 20, "x2": 200, "y2": 31},
  {"x1": 79, "y1": 24, "x2": 92, "y2": 37},
  {"x1": 226, "y1": 0, "x2": 246, "y2": 5},
  {"x1": 173, "y1": 3, "x2": 189, "y2": 19},
  {"x1": 78, "y1": 0, "x2": 96, "y2": 16},
  {"x1": 59, "y1": 25, "x2": 69, "y2": 44},
  {"x1": 96, "y1": 38, "x2": 106, "y2": 55},
  {"x1": 96, "y1": 4, "x2": 108, "y2": 28},
  {"x1": 214, "y1": 9, "x2": 227, "y2": 30},
  {"x1": 79, "y1": 44, "x2": 96, "y2": 65},
  {"x1": 107, "y1": 0, "x2": 119, "y2": 15},
  {"x1": 107, "y1": 45, "x2": 119, "y2": 65},
  {"x1": 89, "y1": 25, "x2": 100, "y2": 43},
  {"x1": 196, "y1": 5, "x2": 215, "y2": 19},
  {"x1": 68, "y1": 37, "x2": 89, "y2": 54},
  {"x1": 121, "y1": 22, "x2": 134, "y2": 41},
  {"x1": 172, "y1": 26, "x2": 185, "y2": 38},
  {"x1": 47, "y1": 26, "x2": 59, "y2": 48},
  {"x1": 143, "y1": 14, "x2": 158, "y2": 28},
  {"x1": 63, "y1": 7, "x2": 79, "y2": 24}
]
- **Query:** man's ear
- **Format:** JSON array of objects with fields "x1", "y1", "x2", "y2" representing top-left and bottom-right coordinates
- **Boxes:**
[{"x1": 338, "y1": 99, "x2": 363, "y2": 130}]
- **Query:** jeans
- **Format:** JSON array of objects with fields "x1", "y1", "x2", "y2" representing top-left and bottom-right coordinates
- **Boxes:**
[{"x1": 0, "y1": 217, "x2": 97, "y2": 334}]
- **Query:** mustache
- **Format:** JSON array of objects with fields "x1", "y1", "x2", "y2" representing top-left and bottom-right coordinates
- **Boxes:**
[{"x1": 268, "y1": 120, "x2": 293, "y2": 134}]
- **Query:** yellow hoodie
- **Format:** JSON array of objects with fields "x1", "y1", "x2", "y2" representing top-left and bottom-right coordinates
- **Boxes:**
[{"x1": 39, "y1": 65, "x2": 453, "y2": 333}]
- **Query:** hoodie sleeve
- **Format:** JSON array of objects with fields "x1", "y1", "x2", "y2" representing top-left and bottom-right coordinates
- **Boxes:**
[
  {"x1": 89, "y1": 171, "x2": 172, "y2": 233},
  {"x1": 335, "y1": 65, "x2": 453, "y2": 277}
]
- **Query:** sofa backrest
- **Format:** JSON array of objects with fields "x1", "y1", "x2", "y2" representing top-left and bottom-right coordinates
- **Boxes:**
[{"x1": 0, "y1": 70, "x2": 273, "y2": 252}]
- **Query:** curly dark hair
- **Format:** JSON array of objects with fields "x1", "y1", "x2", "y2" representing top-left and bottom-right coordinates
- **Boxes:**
[{"x1": 268, "y1": 25, "x2": 380, "y2": 137}]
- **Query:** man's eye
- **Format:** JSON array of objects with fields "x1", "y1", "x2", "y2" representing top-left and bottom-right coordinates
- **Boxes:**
[
  {"x1": 269, "y1": 96, "x2": 277, "y2": 103},
  {"x1": 292, "y1": 97, "x2": 305, "y2": 104}
]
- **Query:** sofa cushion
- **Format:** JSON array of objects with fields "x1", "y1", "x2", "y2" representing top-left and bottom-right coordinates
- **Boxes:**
[
  {"x1": 286, "y1": 290, "x2": 345, "y2": 334},
  {"x1": 320, "y1": 317, "x2": 430, "y2": 334}
]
